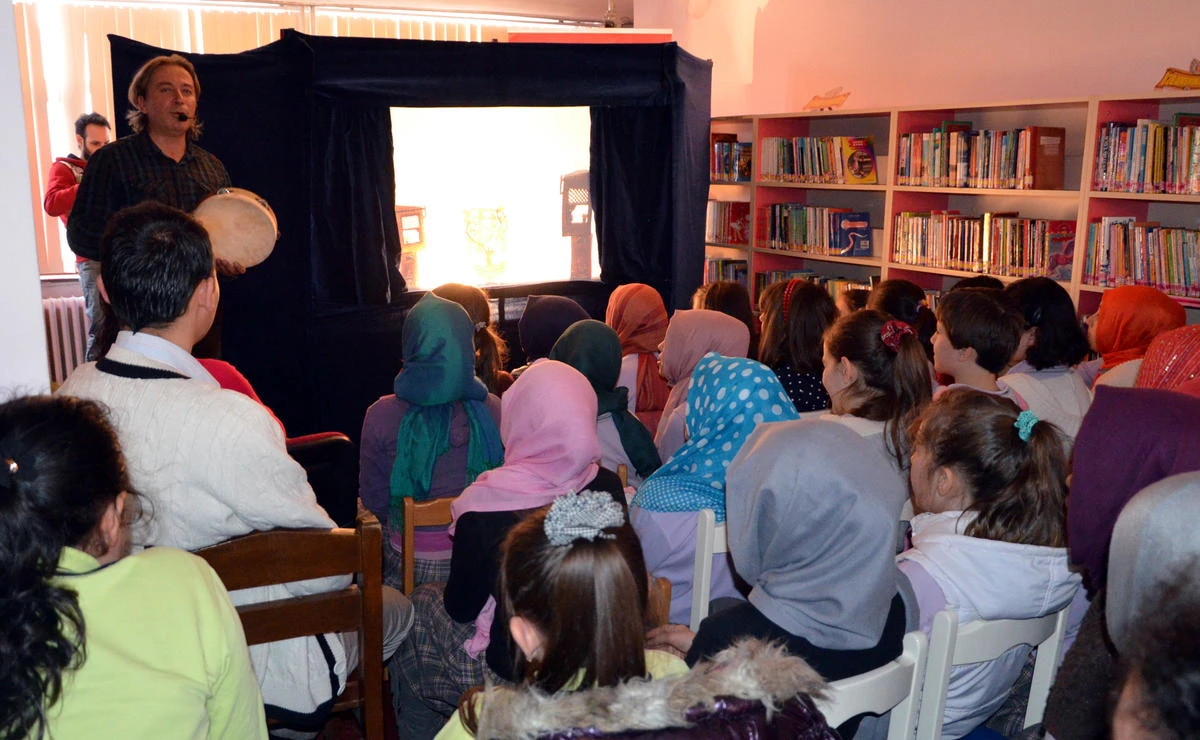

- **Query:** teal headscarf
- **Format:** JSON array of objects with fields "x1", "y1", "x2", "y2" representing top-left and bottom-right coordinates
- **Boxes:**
[
  {"x1": 549, "y1": 320, "x2": 662, "y2": 479},
  {"x1": 390, "y1": 293, "x2": 504, "y2": 532},
  {"x1": 631, "y1": 353, "x2": 799, "y2": 522}
]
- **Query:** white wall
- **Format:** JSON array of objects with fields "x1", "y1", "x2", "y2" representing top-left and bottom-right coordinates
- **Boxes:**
[
  {"x1": 639, "y1": 0, "x2": 1200, "y2": 115},
  {"x1": 1, "y1": 0, "x2": 49, "y2": 393}
]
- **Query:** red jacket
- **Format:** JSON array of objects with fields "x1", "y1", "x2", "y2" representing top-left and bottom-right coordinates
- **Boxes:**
[{"x1": 44, "y1": 155, "x2": 86, "y2": 226}]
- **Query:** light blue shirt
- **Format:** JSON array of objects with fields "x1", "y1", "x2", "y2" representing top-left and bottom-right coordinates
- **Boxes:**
[{"x1": 114, "y1": 330, "x2": 219, "y2": 387}]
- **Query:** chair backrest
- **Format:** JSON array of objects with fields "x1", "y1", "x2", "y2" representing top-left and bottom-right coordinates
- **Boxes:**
[
  {"x1": 616, "y1": 463, "x2": 629, "y2": 488},
  {"x1": 647, "y1": 576, "x2": 672, "y2": 629},
  {"x1": 915, "y1": 606, "x2": 1070, "y2": 740},
  {"x1": 194, "y1": 510, "x2": 384, "y2": 738},
  {"x1": 690, "y1": 508, "x2": 729, "y2": 631},
  {"x1": 402, "y1": 496, "x2": 456, "y2": 595},
  {"x1": 818, "y1": 630, "x2": 928, "y2": 739}
]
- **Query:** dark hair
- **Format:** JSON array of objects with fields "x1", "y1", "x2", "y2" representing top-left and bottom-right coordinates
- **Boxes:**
[
  {"x1": 0, "y1": 395, "x2": 132, "y2": 739},
  {"x1": 910, "y1": 388, "x2": 1067, "y2": 546},
  {"x1": 867, "y1": 279, "x2": 937, "y2": 361},
  {"x1": 758, "y1": 279, "x2": 837, "y2": 373},
  {"x1": 461, "y1": 505, "x2": 649, "y2": 732},
  {"x1": 824, "y1": 309, "x2": 932, "y2": 468},
  {"x1": 949, "y1": 275, "x2": 1005, "y2": 292},
  {"x1": 99, "y1": 202, "x2": 214, "y2": 333},
  {"x1": 126, "y1": 54, "x2": 202, "y2": 139},
  {"x1": 431, "y1": 283, "x2": 509, "y2": 395},
  {"x1": 1117, "y1": 576, "x2": 1200, "y2": 739},
  {"x1": 1003, "y1": 277, "x2": 1090, "y2": 370},
  {"x1": 839, "y1": 288, "x2": 870, "y2": 314},
  {"x1": 700, "y1": 281, "x2": 757, "y2": 358},
  {"x1": 73, "y1": 112, "x2": 110, "y2": 139},
  {"x1": 936, "y1": 289, "x2": 1024, "y2": 375}
]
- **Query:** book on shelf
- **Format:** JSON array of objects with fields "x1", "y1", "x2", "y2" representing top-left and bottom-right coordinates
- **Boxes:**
[
  {"x1": 753, "y1": 269, "x2": 873, "y2": 300},
  {"x1": 759, "y1": 135, "x2": 877, "y2": 185},
  {"x1": 833, "y1": 211, "x2": 873, "y2": 256},
  {"x1": 706, "y1": 200, "x2": 752, "y2": 245},
  {"x1": 705, "y1": 258, "x2": 749, "y2": 288},
  {"x1": 897, "y1": 122, "x2": 1065, "y2": 190},
  {"x1": 1083, "y1": 217, "x2": 1199, "y2": 297},
  {"x1": 1093, "y1": 119, "x2": 1200, "y2": 194},
  {"x1": 711, "y1": 133, "x2": 752, "y2": 183},
  {"x1": 762, "y1": 203, "x2": 869, "y2": 255},
  {"x1": 841, "y1": 136, "x2": 879, "y2": 185},
  {"x1": 893, "y1": 210, "x2": 1074, "y2": 278}
]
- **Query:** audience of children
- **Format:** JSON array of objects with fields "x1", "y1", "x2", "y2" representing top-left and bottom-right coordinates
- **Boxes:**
[
  {"x1": 509, "y1": 294, "x2": 589, "y2": 379},
  {"x1": 431, "y1": 283, "x2": 514, "y2": 396},
  {"x1": 757, "y1": 278, "x2": 837, "y2": 413},
  {"x1": 547, "y1": 319, "x2": 662, "y2": 488},
  {"x1": 0, "y1": 395, "x2": 268, "y2": 739},
  {"x1": 1135, "y1": 323, "x2": 1200, "y2": 391},
  {"x1": 359, "y1": 292, "x2": 504, "y2": 590},
  {"x1": 998, "y1": 277, "x2": 1093, "y2": 441},
  {"x1": 694, "y1": 280, "x2": 759, "y2": 358},
  {"x1": 631, "y1": 354, "x2": 798, "y2": 625},
  {"x1": 932, "y1": 288, "x2": 1027, "y2": 406},
  {"x1": 867, "y1": 278, "x2": 938, "y2": 361},
  {"x1": 652, "y1": 309, "x2": 751, "y2": 461},
  {"x1": 1086, "y1": 284, "x2": 1186, "y2": 389},
  {"x1": 897, "y1": 389, "x2": 1081, "y2": 739},
  {"x1": 605, "y1": 283, "x2": 671, "y2": 431},
  {"x1": 393, "y1": 360, "x2": 625, "y2": 738}
]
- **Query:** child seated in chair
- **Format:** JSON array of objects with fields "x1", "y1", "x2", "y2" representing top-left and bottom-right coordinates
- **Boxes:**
[
  {"x1": 897, "y1": 389, "x2": 1082, "y2": 738},
  {"x1": 931, "y1": 288, "x2": 1027, "y2": 407}
]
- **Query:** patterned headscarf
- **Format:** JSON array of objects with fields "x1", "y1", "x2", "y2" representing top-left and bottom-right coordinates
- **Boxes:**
[
  {"x1": 548, "y1": 320, "x2": 662, "y2": 479},
  {"x1": 1136, "y1": 324, "x2": 1200, "y2": 391},
  {"x1": 631, "y1": 353, "x2": 799, "y2": 522},
  {"x1": 390, "y1": 293, "x2": 503, "y2": 532},
  {"x1": 605, "y1": 283, "x2": 671, "y2": 431},
  {"x1": 1093, "y1": 286, "x2": 1185, "y2": 371}
]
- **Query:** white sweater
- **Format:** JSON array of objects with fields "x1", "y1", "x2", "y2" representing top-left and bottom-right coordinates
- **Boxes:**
[{"x1": 58, "y1": 346, "x2": 349, "y2": 718}]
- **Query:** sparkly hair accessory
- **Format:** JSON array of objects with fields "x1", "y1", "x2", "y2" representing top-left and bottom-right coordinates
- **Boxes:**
[
  {"x1": 1014, "y1": 409, "x2": 1039, "y2": 442},
  {"x1": 0, "y1": 455, "x2": 33, "y2": 491},
  {"x1": 879, "y1": 319, "x2": 914, "y2": 352},
  {"x1": 782, "y1": 279, "x2": 802, "y2": 317},
  {"x1": 475, "y1": 320, "x2": 488, "y2": 331},
  {"x1": 544, "y1": 490, "x2": 625, "y2": 546}
]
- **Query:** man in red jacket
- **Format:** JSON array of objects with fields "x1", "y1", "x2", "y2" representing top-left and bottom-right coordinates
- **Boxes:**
[{"x1": 44, "y1": 112, "x2": 111, "y2": 359}]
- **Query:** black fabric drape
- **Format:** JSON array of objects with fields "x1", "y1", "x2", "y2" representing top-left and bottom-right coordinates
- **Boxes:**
[{"x1": 310, "y1": 103, "x2": 404, "y2": 306}]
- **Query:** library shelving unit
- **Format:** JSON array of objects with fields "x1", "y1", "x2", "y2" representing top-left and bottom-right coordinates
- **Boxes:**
[{"x1": 706, "y1": 93, "x2": 1200, "y2": 321}]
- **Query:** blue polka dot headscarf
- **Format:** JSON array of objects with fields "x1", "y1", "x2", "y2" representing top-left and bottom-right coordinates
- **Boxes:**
[{"x1": 631, "y1": 352, "x2": 799, "y2": 522}]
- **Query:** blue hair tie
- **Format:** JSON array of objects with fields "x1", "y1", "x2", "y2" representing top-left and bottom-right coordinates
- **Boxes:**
[{"x1": 1014, "y1": 410, "x2": 1039, "y2": 442}]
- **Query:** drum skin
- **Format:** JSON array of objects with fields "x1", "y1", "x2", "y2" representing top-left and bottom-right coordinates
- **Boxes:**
[{"x1": 193, "y1": 187, "x2": 279, "y2": 267}]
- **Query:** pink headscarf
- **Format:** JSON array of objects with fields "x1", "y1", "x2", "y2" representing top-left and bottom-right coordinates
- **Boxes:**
[
  {"x1": 450, "y1": 360, "x2": 601, "y2": 532},
  {"x1": 657, "y1": 309, "x2": 752, "y2": 426},
  {"x1": 1136, "y1": 324, "x2": 1200, "y2": 392}
]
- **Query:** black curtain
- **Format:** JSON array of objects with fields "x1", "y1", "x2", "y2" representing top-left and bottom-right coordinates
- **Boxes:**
[{"x1": 310, "y1": 103, "x2": 404, "y2": 307}]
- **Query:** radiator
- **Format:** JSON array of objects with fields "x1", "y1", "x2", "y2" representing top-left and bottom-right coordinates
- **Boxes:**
[{"x1": 43, "y1": 296, "x2": 89, "y2": 385}]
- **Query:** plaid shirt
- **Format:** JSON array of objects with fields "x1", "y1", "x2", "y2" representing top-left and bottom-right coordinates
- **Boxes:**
[{"x1": 67, "y1": 132, "x2": 230, "y2": 260}]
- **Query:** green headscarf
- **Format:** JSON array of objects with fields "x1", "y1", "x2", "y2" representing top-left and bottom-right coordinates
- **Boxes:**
[
  {"x1": 548, "y1": 319, "x2": 662, "y2": 479},
  {"x1": 389, "y1": 293, "x2": 503, "y2": 533}
]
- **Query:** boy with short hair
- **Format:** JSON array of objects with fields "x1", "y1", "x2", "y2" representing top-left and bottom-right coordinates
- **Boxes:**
[{"x1": 932, "y1": 288, "x2": 1027, "y2": 407}]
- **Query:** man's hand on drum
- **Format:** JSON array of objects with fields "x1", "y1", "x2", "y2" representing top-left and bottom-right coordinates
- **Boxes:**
[{"x1": 215, "y1": 258, "x2": 246, "y2": 277}]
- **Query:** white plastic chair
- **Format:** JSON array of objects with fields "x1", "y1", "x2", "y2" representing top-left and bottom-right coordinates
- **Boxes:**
[
  {"x1": 915, "y1": 606, "x2": 1070, "y2": 740},
  {"x1": 689, "y1": 508, "x2": 728, "y2": 632},
  {"x1": 818, "y1": 630, "x2": 928, "y2": 738}
]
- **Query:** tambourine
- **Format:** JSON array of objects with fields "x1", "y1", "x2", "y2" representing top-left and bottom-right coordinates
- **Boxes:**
[{"x1": 193, "y1": 187, "x2": 278, "y2": 268}]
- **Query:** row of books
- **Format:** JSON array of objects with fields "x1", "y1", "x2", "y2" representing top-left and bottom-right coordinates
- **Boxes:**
[
  {"x1": 705, "y1": 200, "x2": 751, "y2": 246},
  {"x1": 711, "y1": 133, "x2": 753, "y2": 183},
  {"x1": 1082, "y1": 216, "x2": 1200, "y2": 297},
  {"x1": 896, "y1": 123, "x2": 1065, "y2": 190},
  {"x1": 760, "y1": 204, "x2": 873, "y2": 256},
  {"x1": 758, "y1": 135, "x2": 879, "y2": 185},
  {"x1": 753, "y1": 269, "x2": 873, "y2": 300},
  {"x1": 892, "y1": 211, "x2": 1075, "y2": 279},
  {"x1": 1092, "y1": 117, "x2": 1200, "y2": 194},
  {"x1": 705, "y1": 258, "x2": 749, "y2": 288}
]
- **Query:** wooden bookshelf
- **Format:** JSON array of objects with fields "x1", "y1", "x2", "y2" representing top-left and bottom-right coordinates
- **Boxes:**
[{"x1": 705, "y1": 94, "x2": 1200, "y2": 318}]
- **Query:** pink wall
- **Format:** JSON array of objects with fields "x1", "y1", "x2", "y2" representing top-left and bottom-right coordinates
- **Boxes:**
[{"x1": 638, "y1": 0, "x2": 1200, "y2": 115}]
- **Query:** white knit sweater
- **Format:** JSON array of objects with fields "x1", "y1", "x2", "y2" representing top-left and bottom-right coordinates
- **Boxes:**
[{"x1": 58, "y1": 346, "x2": 349, "y2": 718}]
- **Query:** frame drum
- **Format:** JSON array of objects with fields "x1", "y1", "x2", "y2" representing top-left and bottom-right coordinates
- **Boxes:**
[{"x1": 193, "y1": 187, "x2": 278, "y2": 267}]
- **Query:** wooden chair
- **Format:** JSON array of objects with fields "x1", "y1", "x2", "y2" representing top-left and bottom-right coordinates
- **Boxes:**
[
  {"x1": 690, "y1": 508, "x2": 729, "y2": 631},
  {"x1": 194, "y1": 510, "x2": 385, "y2": 740},
  {"x1": 817, "y1": 630, "x2": 928, "y2": 738},
  {"x1": 616, "y1": 463, "x2": 629, "y2": 487},
  {"x1": 648, "y1": 576, "x2": 672, "y2": 629},
  {"x1": 915, "y1": 607, "x2": 1070, "y2": 740},
  {"x1": 401, "y1": 496, "x2": 456, "y2": 595}
]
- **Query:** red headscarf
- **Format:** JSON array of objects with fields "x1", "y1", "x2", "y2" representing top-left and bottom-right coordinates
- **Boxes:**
[
  {"x1": 605, "y1": 283, "x2": 670, "y2": 431},
  {"x1": 1093, "y1": 286, "x2": 1186, "y2": 371},
  {"x1": 1136, "y1": 324, "x2": 1200, "y2": 391}
]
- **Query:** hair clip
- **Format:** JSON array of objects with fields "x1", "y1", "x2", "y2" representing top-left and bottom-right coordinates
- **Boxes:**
[
  {"x1": 475, "y1": 320, "x2": 488, "y2": 331},
  {"x1": 879, "y1": 319, "x2": 914, "y2": 352},
  {"x1": 782, "y1": 279, "x2": 801, "y2": 317},
  {"x1": 1014, "y1": 409, "x2": 1039, "y2": 442},
  {"x1": 544, "y1": 490, "x2": 625, "y2": 547}
]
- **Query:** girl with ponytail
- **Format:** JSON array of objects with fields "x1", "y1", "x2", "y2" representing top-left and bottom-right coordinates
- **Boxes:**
[
  {"x1": 897, "y1": 388, "x2": 1083, "y2": 738},
  {"x1": 0, "y1": 395, "x2": 265, "y2": 739},
  {"x1": 432, "y1": 283, "x2": 514, "y2": 396}
]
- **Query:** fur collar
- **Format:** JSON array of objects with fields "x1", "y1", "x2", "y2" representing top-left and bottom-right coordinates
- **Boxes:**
[{"x1": 475, "y1": 639, "x2": 827, "y2": 739}]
